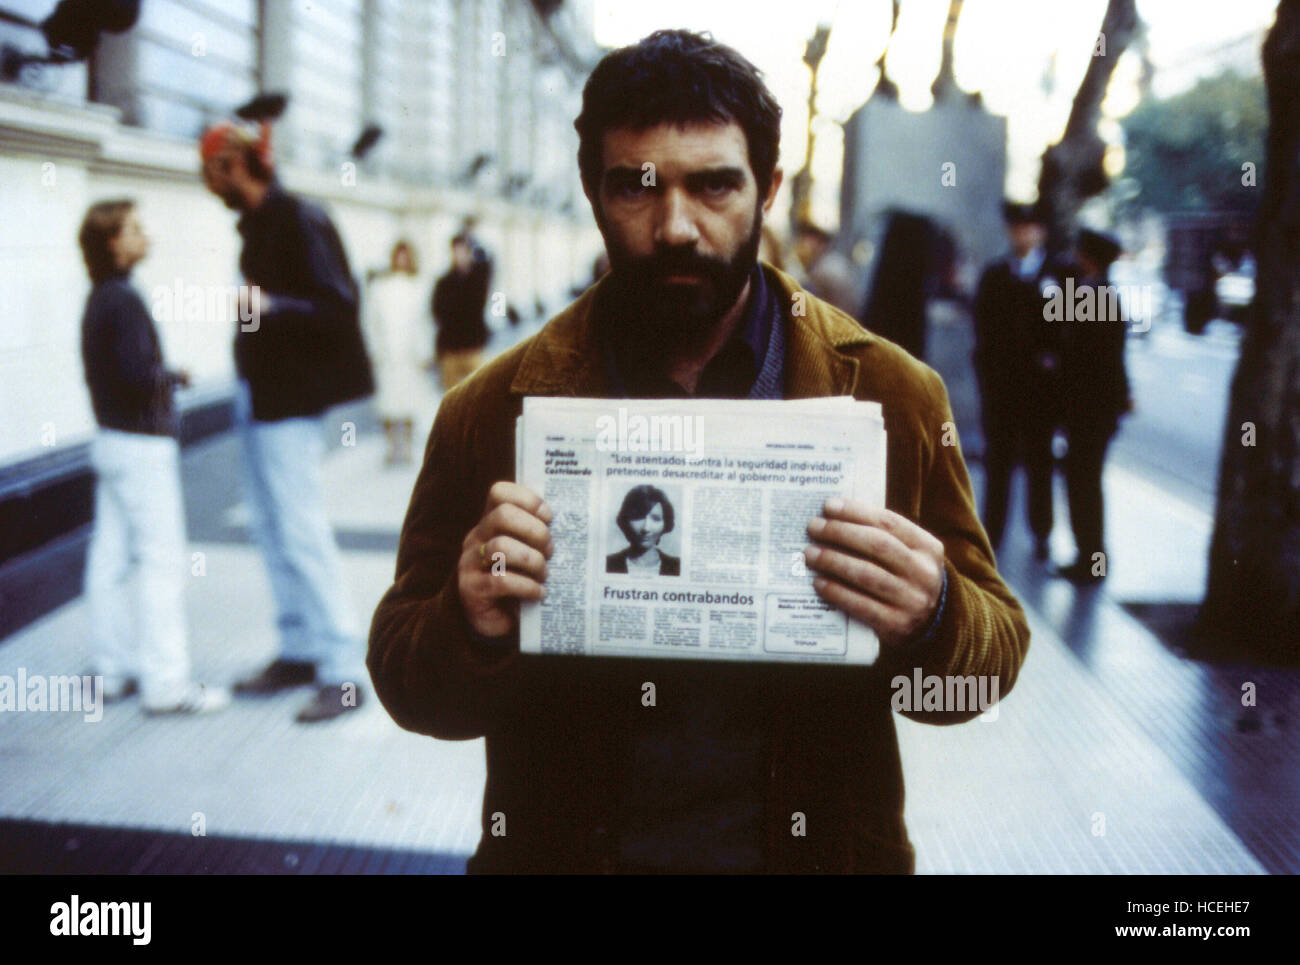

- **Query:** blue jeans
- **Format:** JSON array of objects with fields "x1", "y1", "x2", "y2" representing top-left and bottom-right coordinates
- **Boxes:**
[{"x1": 236, "y1": 383, "x2": 362, "y2": 685}]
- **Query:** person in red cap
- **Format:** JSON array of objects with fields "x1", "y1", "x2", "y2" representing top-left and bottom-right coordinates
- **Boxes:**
[{"x1": 199, "y1": 118, "x2": 375, "y2": 723}]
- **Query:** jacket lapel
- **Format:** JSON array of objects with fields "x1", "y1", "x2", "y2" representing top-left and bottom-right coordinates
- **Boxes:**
[
  {"x1": 766, "y1": 266, "x2": 873, "y2": 399},
  {"x1": 510, "y1": 282, "x2": 609, "y2": 397}
]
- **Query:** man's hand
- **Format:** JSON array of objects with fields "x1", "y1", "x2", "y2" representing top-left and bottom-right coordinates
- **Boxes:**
[
  {"x1": 804, "y1": 498, "x2": 945, "y2": 648},
  {"x1": 458, "y1": 482, "x2": 553, "y2": 640}
]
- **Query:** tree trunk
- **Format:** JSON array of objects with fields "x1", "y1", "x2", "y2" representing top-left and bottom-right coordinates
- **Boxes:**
[
  {"x1": 1036, "y1": 0, "x2": 1139, "y2": 255},
  {"x1": 1200, "y1": 0, "x2": 1300, "y2": 662}
]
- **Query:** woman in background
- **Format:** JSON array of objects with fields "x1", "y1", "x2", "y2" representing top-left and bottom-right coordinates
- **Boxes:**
[
  {"x1": 364, "y1": 240, "x2": 430, "y2": 466},
  {"x1": 78, "y1": 199, "x2": 229, "y2": 715}
]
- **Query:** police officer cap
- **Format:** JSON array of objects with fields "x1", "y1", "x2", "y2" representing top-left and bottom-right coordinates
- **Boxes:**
[
  {"x1": 1002, "y1": 200, "x2": 1045, "y2": 225},
  {"x1": 1078, "y1": 228, "x2": 1122, "y2": 267}
]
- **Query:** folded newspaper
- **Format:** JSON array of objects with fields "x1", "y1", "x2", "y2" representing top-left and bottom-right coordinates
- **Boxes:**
[{"x1": 517, "y1": 397, "x2": 886, "y2": 665}]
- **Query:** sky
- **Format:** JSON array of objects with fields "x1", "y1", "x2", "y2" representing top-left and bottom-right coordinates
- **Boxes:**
[{"x1": 591, "y1": 0, "x2": 1279, "y2": 227}]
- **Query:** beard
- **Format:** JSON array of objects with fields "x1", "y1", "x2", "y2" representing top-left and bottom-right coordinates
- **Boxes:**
[
  {"x1": 600, "y1": 206, "x2": 763, "y2": 344},
  {"x1": 213, "y1": 186, "x2": 243, "y2": 211}
]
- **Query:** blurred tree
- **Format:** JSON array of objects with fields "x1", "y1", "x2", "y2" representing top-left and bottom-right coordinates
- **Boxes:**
[
  {"x1": 1037, "y1": 0, "x2": 1140, "y2": 254},
  {"x1": 1120, "y1": 70, "x2": 1267, "y2": 216},
  {"x1": 1201, "y1": 0, "x2": 1300, "y2": 661}
]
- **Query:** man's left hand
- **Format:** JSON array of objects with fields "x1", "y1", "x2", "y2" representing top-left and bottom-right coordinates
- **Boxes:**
[{"x1": 805, "y1": 498, "x2": 945, "y2": 648}]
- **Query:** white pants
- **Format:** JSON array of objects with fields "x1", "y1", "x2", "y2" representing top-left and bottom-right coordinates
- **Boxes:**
[{"x1": 84, "y1": 428, "x2": 191, "y2": 705}]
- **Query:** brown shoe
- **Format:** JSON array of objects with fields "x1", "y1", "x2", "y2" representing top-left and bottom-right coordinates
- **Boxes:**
[
  {"x1": 295, "y1": 683, "x2": 364, "y2": 723},
  {"x1": 233, "y1": 658, "x2": 316, "y2": 696}
]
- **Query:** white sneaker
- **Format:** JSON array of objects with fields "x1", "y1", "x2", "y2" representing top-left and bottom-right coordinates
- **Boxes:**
[{"x1": 142, "y1": 683, "x2": 231, "y2": 716}]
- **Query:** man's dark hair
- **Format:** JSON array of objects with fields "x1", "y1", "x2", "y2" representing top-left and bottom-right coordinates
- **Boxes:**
[
  {"x1": 616, "y1": 484, "x2": 675, "y2": 542},
  {"x1": 575, "y1": 29, "x2": 783, "y2": 199}
]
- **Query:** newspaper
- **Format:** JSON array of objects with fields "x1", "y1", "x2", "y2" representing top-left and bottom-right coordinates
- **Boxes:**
[{"x1": 516, "y1": 397, "x2": 886, "y2": 665}]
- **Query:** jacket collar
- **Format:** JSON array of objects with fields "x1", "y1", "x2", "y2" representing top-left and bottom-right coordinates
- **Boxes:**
[
  {"x1": 236, "y1": 179, "x2": 287, "y2": 237},
  {"x1": 509, "y1": 263, "x2": 874, "y2": 400}
]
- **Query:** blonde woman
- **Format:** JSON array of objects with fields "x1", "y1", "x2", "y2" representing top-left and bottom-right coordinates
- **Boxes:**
[{"x1": 364, "y1": 240, "x2": 430, "y2": 465}]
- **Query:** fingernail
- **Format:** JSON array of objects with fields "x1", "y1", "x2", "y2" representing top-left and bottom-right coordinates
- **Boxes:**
[
  {"x1": 808, "y1": 517, "x2": 826, "y2": 535},
  {"x1": 825, "y1": 497, "x2": 844, "y2": 513},
  {"x1": 804, "y1": 546, "x2": 821, "y2": 564}
]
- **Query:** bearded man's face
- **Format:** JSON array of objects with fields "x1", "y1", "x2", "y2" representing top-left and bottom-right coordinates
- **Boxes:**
[{"x1": 589, "y1": 121, "x2": 780, "y2": 337}]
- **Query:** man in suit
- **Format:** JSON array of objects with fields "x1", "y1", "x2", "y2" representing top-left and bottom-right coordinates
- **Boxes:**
[
  {"x1": 972, "y1": 201, "x2": 1066, "y2": 560},
  {"x1": 1053, "y1": 229, "x2": 1132, "y2": 584}
]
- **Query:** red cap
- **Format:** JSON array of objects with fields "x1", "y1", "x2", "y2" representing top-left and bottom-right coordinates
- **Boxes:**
[{"x1": 199, "y1": 120, "x2": 273, "y2": 170}]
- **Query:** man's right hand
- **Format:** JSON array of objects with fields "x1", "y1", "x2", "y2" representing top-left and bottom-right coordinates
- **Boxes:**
[{"x1": 457, "y1": 482, "x2": 553, "y2": 640}]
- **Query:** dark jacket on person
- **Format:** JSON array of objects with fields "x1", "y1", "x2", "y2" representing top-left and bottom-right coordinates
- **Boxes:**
[
  {"x1": 1059, "y1": 269, "x2": 1131, "y2": 431},
  {"x1": 432, "y1": 257, "x2": 491, "y2": 354},
  {"x1": 234, "y1": 182, "x2": 373, "y2": 422},
  {"x1": 605, "y1": 548, "x2": 680, "y2": 576},
  {"x1": 367, "y1": 264, "x2": 1031, "y2": 874},
  {"x1": 81, "y1": 272, "x2": 182, "y2": 437},
  {"x1": 972, "y1": 252, "x2": 1067, "y2": 427}
]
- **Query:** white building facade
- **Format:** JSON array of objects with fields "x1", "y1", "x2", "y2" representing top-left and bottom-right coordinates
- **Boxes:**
[{"x1": 0, "y1": 0, "x2": 602, "y2": 473}]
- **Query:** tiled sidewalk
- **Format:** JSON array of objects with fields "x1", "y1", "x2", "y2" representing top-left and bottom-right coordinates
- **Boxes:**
[{"x1": 0, "y1": 422, "x2": 1273, "y2": 873}]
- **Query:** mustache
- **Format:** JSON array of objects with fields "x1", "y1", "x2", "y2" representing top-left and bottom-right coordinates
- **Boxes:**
[{"x1": 634, "y1": 248, "x2": 729, "y2": 282}]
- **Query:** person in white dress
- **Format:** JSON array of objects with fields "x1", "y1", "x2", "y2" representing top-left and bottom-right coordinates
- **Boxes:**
[{"x1": 363, "y1": 240, "x2": 431, "y2": 465}]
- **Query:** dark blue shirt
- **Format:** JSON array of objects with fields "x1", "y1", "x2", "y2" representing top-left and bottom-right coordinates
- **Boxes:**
[
  {"x1": 80, "y1": 272, "x2": 181, "y2": 437},
  {"x1": 233, "y1": 181, "x2": 373, "y2": 421}
]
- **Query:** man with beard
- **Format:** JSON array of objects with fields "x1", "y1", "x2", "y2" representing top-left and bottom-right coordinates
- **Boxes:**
[
  {"x1": 368, "y1": 29, "x2": 1029, "y2": 873},
  {"x1": 199, "y1": 119, "x2": 374, "y2": 723}
]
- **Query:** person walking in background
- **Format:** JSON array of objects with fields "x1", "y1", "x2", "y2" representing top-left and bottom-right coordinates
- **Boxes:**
[
  {"x1": 78, "y1": 199, "x2": 230, "y2": 716},
  {"x1": 364, "y1": 239, "x2": 430, "y2": 466},
  {"x1": 1053, "y1": 229, "x2": 1132, "y2": 584},
  {"x1": 972, "y1": 201, "x2": 1066, "y2": 560},
  {"x1": 199, "y1": 119, "x2": 374, "y2": 723},
  {"x1": 861, "y1": 210, "x2": 933, "y2": 360},
  {"x1": 792, "y1": 220, "x2": 860, "y2": 316},
  {"x1": 431, "y1": 232, "x2": 491, "y2": 391}
]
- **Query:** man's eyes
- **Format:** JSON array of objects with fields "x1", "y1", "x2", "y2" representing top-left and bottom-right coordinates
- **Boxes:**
[
  {"x1": 609, "y1": 178, "x2": 648, "y2": 198},
  {"x1": 693, "y1": 175, "x2": 740, "y2": 196},
  {"x1": 604, "y1": 173, "x2": 741, "y2": 199}
]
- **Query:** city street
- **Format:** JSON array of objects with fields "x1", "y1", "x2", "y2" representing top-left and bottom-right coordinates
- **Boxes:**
[{"x1": 1, "y1": 312, "x2": 1295, "y2": 875}]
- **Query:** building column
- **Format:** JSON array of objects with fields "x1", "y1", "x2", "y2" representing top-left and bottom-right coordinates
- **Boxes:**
[{"x1": 90, "y1": 28, "x2": 139, "y2": 125}]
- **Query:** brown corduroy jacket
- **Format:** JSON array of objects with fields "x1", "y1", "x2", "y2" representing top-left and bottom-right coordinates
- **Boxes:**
[{"x1": 368, "y1": 264, "x2": 1031, "y2": 874}]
